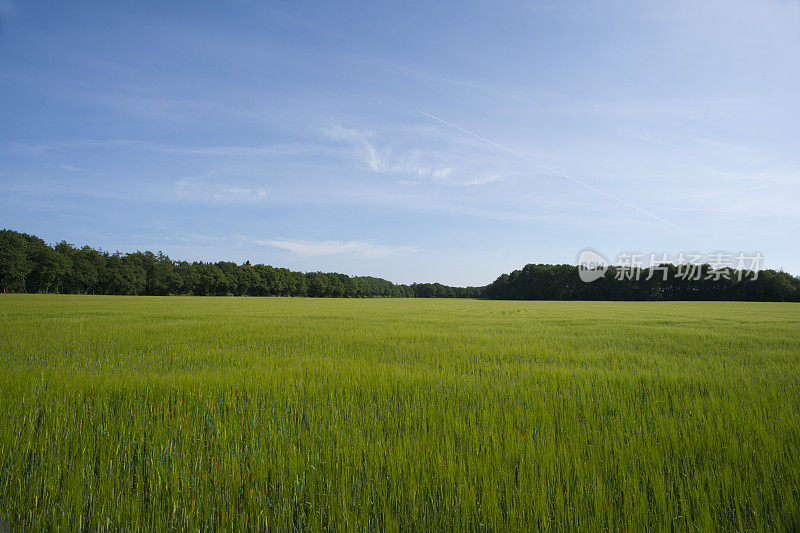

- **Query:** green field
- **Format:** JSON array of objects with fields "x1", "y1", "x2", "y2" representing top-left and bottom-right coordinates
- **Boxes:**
[{"x1": 1, "y1": 295, "x2": 799, "y2": 531}]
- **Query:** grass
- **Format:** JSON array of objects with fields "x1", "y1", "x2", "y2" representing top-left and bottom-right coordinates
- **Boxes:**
[{"x1": 0, "y1": 294, "x2": 799, "y2": 531}]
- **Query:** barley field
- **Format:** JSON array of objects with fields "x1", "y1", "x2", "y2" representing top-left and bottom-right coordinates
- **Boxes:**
[{"x1": 0, "y1": 295, "x2": 798, "y2": 531}]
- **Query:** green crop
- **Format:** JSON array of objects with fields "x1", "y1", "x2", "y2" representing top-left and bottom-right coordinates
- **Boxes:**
[{"x1": 1, "y1": 295, "x2": 798, "y2": 530}]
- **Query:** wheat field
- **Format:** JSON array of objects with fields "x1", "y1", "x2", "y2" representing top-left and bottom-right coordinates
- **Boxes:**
[{"x1": 1, "y1": 295, "x2": 798, "y2": 530}]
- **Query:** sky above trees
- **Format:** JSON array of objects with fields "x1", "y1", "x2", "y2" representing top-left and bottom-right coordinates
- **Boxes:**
[{"x1": 1, "y1": 0, "x2": 799, "y2": 285}]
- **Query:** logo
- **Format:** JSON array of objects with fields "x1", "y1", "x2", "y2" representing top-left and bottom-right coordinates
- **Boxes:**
[{"x1": 577, "y1": 249, "x2": 609, "y2": 282}]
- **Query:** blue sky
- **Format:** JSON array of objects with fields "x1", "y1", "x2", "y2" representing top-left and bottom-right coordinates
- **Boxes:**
[{"x1": 1, "y1": 0, "x2": 798, "y2": 285}]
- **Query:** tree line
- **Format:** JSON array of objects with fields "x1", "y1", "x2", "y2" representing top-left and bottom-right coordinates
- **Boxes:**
[
  {"x1": 484, "y1": 263, "x2": 800, "y2": 301},
  {"x1": 2, "y1": 229, "x2": 798, "y2": 300},
  {"x1": 0, "y1": 229, "x2": 481, "y2": 298}
]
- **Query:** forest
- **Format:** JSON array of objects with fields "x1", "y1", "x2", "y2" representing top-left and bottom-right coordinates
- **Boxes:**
[
  {"x1": 1, "y1": 229, "x2": 798, "y2": 300},
  {"x1": 0, "y1": 229, "x2": 481, "y2": 298},
  {"x1": 484, "y1": 262, "x2": 800, "y2": 301}
]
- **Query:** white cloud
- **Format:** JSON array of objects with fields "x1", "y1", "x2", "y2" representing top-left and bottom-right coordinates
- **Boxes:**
[
  {"x1": 176, "y1": 178, "x2": 268, "y2": 204},
  {"x1": 432, "y1": 167, "x2": 452, "y2": 180},
  {"x1": 4, "y1": 139, "x2": 307, "y2": 157},
  {"x1": 147, "y1": 143, "x2": 305, "y2": 157},
  {"x1": 257, "y1": 238, "x2": 418, "y2": 258},
  {"x1": 323, "y1": 123, "x2": 392, "y2": 172},
  {"x1": 321, "y1": 123, "x2": 363, "y2": 142},
  {"x1": 450, "y1": 174, "x2": 501, "y2": 186},
  {"x1": 323, "y1": 123, "x2": 495, "y2": 186},
  {"x1": 60, "y1": 164, "x2": 83, "y2": 172}
]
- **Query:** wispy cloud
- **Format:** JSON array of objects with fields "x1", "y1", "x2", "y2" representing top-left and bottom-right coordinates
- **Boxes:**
[
  {"x1": 176, "y1": 178, "x2": 268, "y2": 204},
  {"x1": 322, "y1": 123, "x2": 499, "y2": 186},
  {"x1": 257, "y1": 238, "x2": 419, "y2": 258},
  {"x1": 418, "y1": 110, "x2": 688, "y2": 232},
  {"x1": 60, "y1": 164, "x2": 83, "y2": 172},
  {"x1": 145, "y1": 142, "x2": 307, "y2": 157},
  {"x1": 2, "y1": 139, "x2": 308, "y2": 157},
  {"x1": 322, "y1": 124, "x2": 395, "y2": 172}
]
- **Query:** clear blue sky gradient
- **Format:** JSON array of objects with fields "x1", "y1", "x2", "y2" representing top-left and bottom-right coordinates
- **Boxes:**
[{"x1": 1, "y1": 0, "x2": 798, "y2": 285}]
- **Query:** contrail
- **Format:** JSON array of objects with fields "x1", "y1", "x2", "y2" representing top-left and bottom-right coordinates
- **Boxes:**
[{"x1": 418, "y1": 110, "x2": 686, "y2": 233}]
